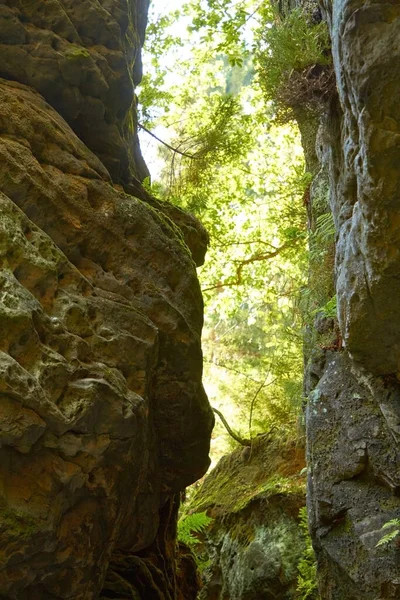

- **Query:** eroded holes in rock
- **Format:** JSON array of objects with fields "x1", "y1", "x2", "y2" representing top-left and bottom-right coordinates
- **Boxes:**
[
  {"x1": 87, "y1": 305, "x2": 96, "y2": 321},
  {"x1": 103, "y1": 37, "x2": 120, "y2": 52},
  {"x1": 97, "y1": 327, "x2": 114, "y2": 340},
  {"x1": 85, "y1": 72, "x2": 95, "y2": 86},
  {"x1": 18, "y1": 12, "x2": 29, "y2": 23},
  {"x1": 4, "y1": 2, "x2": 400, "y2": 598}
]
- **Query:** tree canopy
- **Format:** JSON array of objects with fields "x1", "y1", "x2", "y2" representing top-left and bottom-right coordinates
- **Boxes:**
[{"x1": 138, "y1": 0, "x2": 328, "y2": 458}]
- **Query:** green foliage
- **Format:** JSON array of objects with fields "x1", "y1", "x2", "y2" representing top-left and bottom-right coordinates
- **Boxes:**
[
  {"x1": 314, "y1": 295, "x2": 337, "y2": 319},
  {"x1": 376, "y1": 519, "x2": 400, "y2": 548},
  {"x1": 159, "y1": 93, "x2": 254, "y2": 212},
  {"x1": 138, "y1": 72, "x2": 174, "y2": 125},
  {"x1": 300, "y1": 212, "x2": 335, "y2": 324},
  {"x1": 312, "y1": 213, "x2": 335, "y2": 247},
  {"x1": 177, "y1": 511, "x2": 213, "y2": 573},
  {"x1": 139, "y1": 1, "x2": 312, "y2": 457},
  {"x1": 178, "y1": 511, "x2": 213, "y2": 547},
  {"x1": 137, "y1": 9, "x2": 181, "y2": 124},
  {"x1": 183, "y1": 0, "x2": 251, "y2": 66},
  {"x1": 296, "y1": 507, "x2": 320, "y2": 599},
  {"x1": 256, "y1": 7, "x2": 333, "y2": 122}
]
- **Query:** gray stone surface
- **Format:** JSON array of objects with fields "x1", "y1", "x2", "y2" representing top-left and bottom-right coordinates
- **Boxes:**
[
  {"x1": 306, "y1": 352, "x2": 400, "y2": 599},
  {"x1": 321, "y1": 0, "x2": 400, "y2": 375},
  {"x1": 303, "y1": 4, "x2": 400, "y2": 597}
]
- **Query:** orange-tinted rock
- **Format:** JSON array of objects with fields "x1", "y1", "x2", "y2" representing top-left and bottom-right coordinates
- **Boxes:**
[{"x1": 0, "y1": 2, "x2": 213, "y2": 598}]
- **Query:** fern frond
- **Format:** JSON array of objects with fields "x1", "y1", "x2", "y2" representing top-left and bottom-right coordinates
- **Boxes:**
[
  {"x1": 177, "y1": 511, "x2": 213, "y2": 548},
  {"x1": 313, "y1": 213, "x2": 335, "y2": 245},
  {"x1": 382, "y1": 519, "x2": 400, "y2": 530},
  {"x1": 376, "y1": 519, "x2": 400, "y2": 547},
  {"x1": 376, "y1": 530, "x2": 400, "y2": 547}
]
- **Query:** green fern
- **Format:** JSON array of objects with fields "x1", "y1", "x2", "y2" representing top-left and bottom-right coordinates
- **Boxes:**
[
  {"x1": 296, "y1": 507, "x2": 320, "y2": 599},
  {"x1": 376, "y1": 519, "x2": 400, "y2": 548},
  {"x1": 313, "y1": 213, "x2": 335, "y2": 245},
  {"x1": 177, "y1": 511, "x2": 213, "y2": 548},
  {"x1": 309, "y1": 213, "x2": 335, "y2": 263},
  {"x1": 300, "y1": 212, "x2": 336, "y2": 326}
]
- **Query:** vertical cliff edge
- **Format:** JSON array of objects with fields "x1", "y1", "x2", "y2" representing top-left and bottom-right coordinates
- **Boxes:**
[
  {"x1": 303, "y1": 1, "x2": 400, "y2": 598},
  {"x1": 0, "y1": 1, "x2": 213, "y2": 598}
]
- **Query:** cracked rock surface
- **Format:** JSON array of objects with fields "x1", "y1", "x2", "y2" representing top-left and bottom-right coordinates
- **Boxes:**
[
  {"x1": 307, "y1": 353, "x2": 400, "y2": 599},
  {"x1": 322, "y1": 0, "x2": 400, "y2": 375},
  {"x1": 305, "y1": 1, "x2": 400, "y2": 597},
  {"x1": 0, "y1": 2, "x2": 213, "y2": 598}
]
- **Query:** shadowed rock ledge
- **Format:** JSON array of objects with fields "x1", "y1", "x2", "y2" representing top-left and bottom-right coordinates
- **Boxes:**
[{"x1": 0, "y1": 2, "x2": 213, "y2": 598}]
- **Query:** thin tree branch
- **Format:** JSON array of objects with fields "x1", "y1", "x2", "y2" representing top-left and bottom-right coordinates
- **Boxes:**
[
  {"x1": 243, "y1": 1, "x2": 264, "y2": 24},
  {"x1": 248, "y1": 377, "x2": 278, "y2": 437},
  {"x1": 204, "y1": 357, "x2": 263, "y2": 384},
  {"x1": 213, "y1": 239, "x2": 279, "y2": 249},
  {"x1": 202, "y1": 240, "x2": 297, "y2": 292},
  {"x1": 212, "y1": 406, "x2": 251, "y2": 447},
  {"x1": 138, "y1": 123, "x2": 197, "y2": 159}
]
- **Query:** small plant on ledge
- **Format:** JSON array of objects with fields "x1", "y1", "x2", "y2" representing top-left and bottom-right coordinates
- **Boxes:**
[
  {"x1": 256, "y1": 7, "x2": 335, "y2": 123},
  {"x1": 376, "y1": 519, "x2": 400, "y2": 548}
]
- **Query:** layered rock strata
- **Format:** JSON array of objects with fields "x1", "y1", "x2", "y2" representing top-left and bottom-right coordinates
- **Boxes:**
[
  {"x1": 304, "y1": 1, "x2": 400, "y2": 597},
  {"x1": 0, "y1": 2, "x2": 213, "y2": 598}
]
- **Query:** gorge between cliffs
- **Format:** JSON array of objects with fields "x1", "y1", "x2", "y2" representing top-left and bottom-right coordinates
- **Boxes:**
[{"x1": 0, "y1": 1, "x2": 400, "y2": 599}]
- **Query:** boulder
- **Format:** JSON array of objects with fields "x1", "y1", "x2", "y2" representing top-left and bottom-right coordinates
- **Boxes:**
[{"x1": 186, "y1": 436, "x2": 308, "y2": 600}]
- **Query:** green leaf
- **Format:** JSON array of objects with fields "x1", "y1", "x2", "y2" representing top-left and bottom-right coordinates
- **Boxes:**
[
  {"x1": 178, "y1": 511, "x2": 213, "y2": 548},
  {"x1": 376, "y1": 519, "x2": 400, "y2": 547}
]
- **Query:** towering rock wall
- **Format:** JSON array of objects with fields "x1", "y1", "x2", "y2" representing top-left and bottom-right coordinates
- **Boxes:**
[
  {"x1": 0, "y1": 2, "x2": 213, "y2": 598},
  {"x1": 304, "y1": 1, "x2": 400, "y2": 597}
]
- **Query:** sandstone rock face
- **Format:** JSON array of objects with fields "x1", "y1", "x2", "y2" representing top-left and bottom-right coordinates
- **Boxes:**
[
  {"x1": 307, "y1": 352, "x2": 400, "y2": 599},
  {"x1": 0, "y1": 3, "x2": 213, "y2": 598},
  {"x1": 322, "y1": 0, "x2": 400, "y2": 375},
  {"x1": 187, "y1": 437, "x2": 307, "y2": 600},
  {"x1": 0, "y1": 0, "x2": 149, "y2": 183},
  {"x1": 305, "y1": 1, "x2": 400, "y2": 597}
]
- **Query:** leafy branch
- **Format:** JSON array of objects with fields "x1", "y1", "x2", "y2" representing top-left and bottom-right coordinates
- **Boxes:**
[{"x1": 202, "y1": 239, "x2": 300, "y2": 292}]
